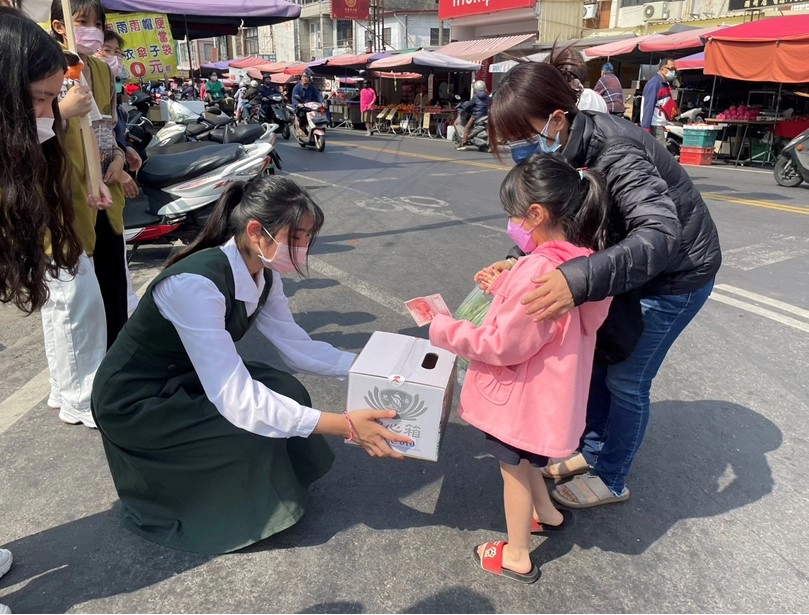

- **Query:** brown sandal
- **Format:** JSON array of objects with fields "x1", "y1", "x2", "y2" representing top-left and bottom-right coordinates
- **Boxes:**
[{"x1": 539, "y1": 453, "x2": 591, "y2": 481}]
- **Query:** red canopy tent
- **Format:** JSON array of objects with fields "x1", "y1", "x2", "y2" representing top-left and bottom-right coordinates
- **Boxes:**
[
  {"x1": 704, "y1": 14, "x2": 809, "y2": 83},
  {"x1": 583, "y1": 34, "x2": 664, "y2": 58},
  {"x1": 638, "y1": 25, "x2": 727, "y2": 52},
  {"x1": 675, "y1": 51, "x2": 705, "y2": 70}
]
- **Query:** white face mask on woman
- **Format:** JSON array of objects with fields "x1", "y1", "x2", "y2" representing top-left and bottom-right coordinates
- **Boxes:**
[
  {"x1": 36, "y1": 117, "x2": 56, "y2": 143},
  {"x1": 257, "y1": 228, "x2": 307, "y2": 274}
]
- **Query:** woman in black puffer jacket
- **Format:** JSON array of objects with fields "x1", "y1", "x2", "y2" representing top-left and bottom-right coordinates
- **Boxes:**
[{"x1": 485, "y1": 45, "x2": 721, "y2": 510}]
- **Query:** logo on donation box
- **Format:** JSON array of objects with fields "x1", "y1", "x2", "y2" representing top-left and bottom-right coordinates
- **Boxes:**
[
  {"x1": 438, "y1": 0, "x2": 535, "y2": 20},
  {"x1": 364, "y1": 387, "x2": 429, "y2": 421}
]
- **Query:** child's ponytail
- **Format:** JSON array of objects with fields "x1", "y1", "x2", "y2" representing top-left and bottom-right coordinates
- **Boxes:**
[
  {"x1": 165, "y1": 182, "x2": 245, "y2": 267},
  {"x1": 573, "y1": 169, "x2": 610, "y2": 251}
]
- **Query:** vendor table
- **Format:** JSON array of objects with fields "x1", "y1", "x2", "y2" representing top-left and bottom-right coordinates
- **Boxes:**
[
  {"x1": 705, "y1": 118, "x2": 780, "y2": 166},
  {"x1": 329, "y1": 101, "x2": 361, "y2": 129}
]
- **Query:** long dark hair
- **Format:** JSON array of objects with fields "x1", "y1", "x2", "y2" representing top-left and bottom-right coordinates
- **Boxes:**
[
  {"x1": 0, "y1": 7, "x2": 81, "y2": 314},
  {"x1": 488, "y1": 42, "x2": 583, "y2": 155},
  {"x1": 166, "y1": 177, "x2": 325, "y2": 275},
  {"x1": 500, "y1": 154, "x2": 610, "y2": 251}
]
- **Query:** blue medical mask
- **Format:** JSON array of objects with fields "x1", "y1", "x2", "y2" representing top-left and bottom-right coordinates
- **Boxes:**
[
  {"x1": 509, "y1": 114, "x2": 562, "y2": 163},
  {"x1": 665, "y1": 69, "x2": 677, "y2": 82}
]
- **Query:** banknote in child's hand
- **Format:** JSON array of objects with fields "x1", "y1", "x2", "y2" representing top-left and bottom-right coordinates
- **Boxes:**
[{"x1": 405, "y1": 293, "x2": 451, "y2": 326}]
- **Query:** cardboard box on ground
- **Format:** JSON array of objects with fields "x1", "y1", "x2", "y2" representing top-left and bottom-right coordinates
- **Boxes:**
[{"x1": 346, "y1": 332, "x2": 457, "y2": 461}]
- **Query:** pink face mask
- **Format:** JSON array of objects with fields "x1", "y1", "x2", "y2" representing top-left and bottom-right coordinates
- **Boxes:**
[
  {"x1": 74, "y1": 26, "x2": 104, "y2": 55},
  {"x1": 506, "y1": 218, "x2": 538, "y2": 254},
  {"x1": 99, "y1": 53, "x2": 124, "y2": 77},
  {"x1": 258, "y1": 228, "x2": 308, "y2": 274}
]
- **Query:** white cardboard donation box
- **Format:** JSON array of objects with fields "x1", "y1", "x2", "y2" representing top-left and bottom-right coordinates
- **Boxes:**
[{"x1": 347, "y1": 331, "x2": 457, "y2": 461}]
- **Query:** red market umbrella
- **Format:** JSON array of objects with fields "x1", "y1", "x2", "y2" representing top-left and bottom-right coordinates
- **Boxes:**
[
  {"x1": 675, "y1": 51, "x2": 705, "y2": 70},
  {"x1": 583, "y1": 34, "x2": 664, "y2": 58},
  {"x1": 369, "y1": 51, "x2": 481, "y2": 73},
  {"x1": 704, "y1": 14, "x2": 809, "y2": 83},
  {"x1": 638, "y1": 25, "x2": 728, "y2": 52},
  {"x1": 326, "y1": 52, "x2": 391, "y2": 70},
  {"x1": 229, "y1": 56, "x2": 269, "y2": 69},
  {"x1": 370, "y1": 71, "x2": 423, "y2": 80}
]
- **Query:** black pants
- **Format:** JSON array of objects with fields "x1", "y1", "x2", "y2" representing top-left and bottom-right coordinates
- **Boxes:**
[{"x1": 93, "y1": 210, "x2": 128, "y2": 349}]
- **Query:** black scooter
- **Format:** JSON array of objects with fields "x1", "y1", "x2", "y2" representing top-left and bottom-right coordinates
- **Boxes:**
[
  {"x1": 259, "y1": 93, "x2": 291, "y2": 140},
  {"x1": 773, "y1": 127, "x2": 809, "y2": 187}
]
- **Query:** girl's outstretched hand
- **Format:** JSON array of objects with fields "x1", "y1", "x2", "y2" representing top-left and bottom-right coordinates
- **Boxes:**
[
  {"x1": 474, "y1": 259, "x2": 513, "y2": 294},
  {"x1": 348, "y1": 409, "x2": 413, "y2": 459}
]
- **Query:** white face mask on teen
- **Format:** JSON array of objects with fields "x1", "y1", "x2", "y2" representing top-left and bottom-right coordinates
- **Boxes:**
[
  {"x1": 36, "y1": 117, "x2": 56, "y2": 143},
  {"x1": 257, "y1": 228, "x2": 307, "y2": 274}
]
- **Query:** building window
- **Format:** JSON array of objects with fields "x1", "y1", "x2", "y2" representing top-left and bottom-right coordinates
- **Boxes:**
[
  {"x1": 243, "y1": 27, "x2": 260, "y2": 56},
  {"x1": 309, "y1": 22, "x2": 320, "y2": 53},
  {"x1": 620, "y1": 0, "x2": 646, "y2": 6},
  {"x1": 336, "y1": 19, "x2": 353, "y2": 49},
  {"x1": 201, "y1": 42, "x2": 215, "y2": 63},
  {"x1": 383, "y1": 27, "x2": 391, "y2": 48},
  {"x1": 430, "y1": 27, "x2": 450, "y2": 46}
]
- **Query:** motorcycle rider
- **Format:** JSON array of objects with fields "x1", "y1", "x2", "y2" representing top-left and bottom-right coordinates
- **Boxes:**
[
  {"x1": 242, "y1": 79, "x2": 261, "y2": 122},
  {"x1": 457, "y1": 80, "x2": 489, "y2": 151},
  {"x1": 258, "y1": 73, "x2": 282, "y2": 121},
  {"x1": 291, "y1": 72, "x2": 322, "y2": 135}
]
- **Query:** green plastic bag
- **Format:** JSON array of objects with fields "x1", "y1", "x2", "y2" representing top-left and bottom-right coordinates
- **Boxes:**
[{"x1": 453, "y1": 286, "x2": 494, "y2": 383}]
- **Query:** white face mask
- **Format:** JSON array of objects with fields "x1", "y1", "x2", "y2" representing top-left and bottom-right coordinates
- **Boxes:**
[
  {"x1": 258, "y1": 228, "x2": 308, "y2": 274},
  {"x1": 36, "y1": 117, "x2": 56, "y2": 143}
]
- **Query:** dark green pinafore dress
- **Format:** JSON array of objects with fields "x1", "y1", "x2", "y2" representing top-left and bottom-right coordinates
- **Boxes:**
[{"x1": 91, "y1": 248, "x2": 334, "y2": 554}]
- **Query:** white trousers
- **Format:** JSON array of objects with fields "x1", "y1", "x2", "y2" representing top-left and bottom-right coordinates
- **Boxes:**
[{"x1": 41, "y1": 253, "x2": 107, "y2": 414}]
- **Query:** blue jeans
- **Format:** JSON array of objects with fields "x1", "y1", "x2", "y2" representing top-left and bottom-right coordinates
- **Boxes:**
[{"x1": 580, "y1": 278, "x2": 715, "y2": 495}]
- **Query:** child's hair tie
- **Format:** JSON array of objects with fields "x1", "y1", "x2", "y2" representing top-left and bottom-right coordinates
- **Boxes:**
[{"x1": 578, "y1": 169, "x2": 586, "y2": 181}]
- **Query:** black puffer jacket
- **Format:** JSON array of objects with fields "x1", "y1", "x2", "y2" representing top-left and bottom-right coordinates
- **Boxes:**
[{"x1": 557, "y1": 111, "x2": 721, "y2": 303}]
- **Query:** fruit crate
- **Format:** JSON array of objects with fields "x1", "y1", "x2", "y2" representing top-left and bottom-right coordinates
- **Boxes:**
[
  {"x1": 679, "y1": 146, "x2": 715, "y2": 166},
  {"x1": 682, "y1": 126, "x2": 721, "y2": 148}
]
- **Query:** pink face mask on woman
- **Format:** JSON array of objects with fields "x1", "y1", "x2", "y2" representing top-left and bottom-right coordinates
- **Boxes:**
[
  {"x1": 99, "y1": 53, "x2": 124, "y2": 77},
  {"x1": 258, "y1": 228, "x2": 308, "y2": 274},
  {"x1": 74, "y1": 26, "x2": 104, "y2": 55}
]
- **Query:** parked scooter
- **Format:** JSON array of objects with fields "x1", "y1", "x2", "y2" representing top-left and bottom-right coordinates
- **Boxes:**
[
  {"x1": 125, "y1": 90, "x2": 156, "y2": 161},
  {"x1": 258, "y1": 93, "x2": 291, "y2": 140},
  {"x1": 773, "y1": 127, "x2": 809, "y2": 187},
  {"x1": 291, "y1": 101, "x2": 328, "y2": 152},
  {"x1": 124, "y1": 139, "x2": 275, "y2": 255}
]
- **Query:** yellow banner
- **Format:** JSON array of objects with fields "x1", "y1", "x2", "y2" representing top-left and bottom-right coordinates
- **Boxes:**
[{"x1": 107, "y1": 12, "x2": 178, "y2": 80}]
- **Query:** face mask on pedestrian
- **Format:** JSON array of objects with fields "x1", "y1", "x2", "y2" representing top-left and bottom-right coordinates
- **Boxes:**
[
  {"x1": 99, "y1": 53, "x2": 124, "y2": 77},
  {"x1": 257, "y1": 227, "x2": 307, "y2": 274},
  {"x1": 665, "y1": 67, "x2": 677, "y2": 82},
  {"x1": 36, "y1": 117, "x2": 56, "y2": 143},
  {"x1": 210, "y1": 75, "x2": 218, "y2": 82},
  {"x1": 509, "y1": 113, "x2": 562, "y2": 163},
  {"x1": 506, "y1": 217, "x2": 538, "y2": 254},
  {"x1": 74, "y1": 26, "x2": 104, "y2": 55}
]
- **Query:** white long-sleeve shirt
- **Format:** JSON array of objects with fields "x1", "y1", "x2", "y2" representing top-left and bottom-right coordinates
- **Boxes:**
[{"x1": 153, "y1": 238, "x2": 356, "y2": 439}]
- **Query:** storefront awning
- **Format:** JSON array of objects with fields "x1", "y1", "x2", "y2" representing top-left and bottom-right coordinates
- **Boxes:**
[
  {"x1": 638, "y1": 25, "x2": 728, "y2": 52},
  {"x1": 489, "y1": 49, "x2": 586, "y2": 73},
  {"x1": 704, "y1": 14, "x2": 809, "y2": 83},
  {"x1": 434, "y1": 33, "x2": 535, "y2": 63}
]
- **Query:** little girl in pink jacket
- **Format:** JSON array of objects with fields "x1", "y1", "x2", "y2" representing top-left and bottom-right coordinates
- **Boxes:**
[{"x1": 428, "y1": 154, "x2": 612, "y2": 585}]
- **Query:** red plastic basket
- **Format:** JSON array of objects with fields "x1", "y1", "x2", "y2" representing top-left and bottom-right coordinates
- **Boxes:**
[{"x1": 679, "y1": 146, "x2": 715, "y2": 166}]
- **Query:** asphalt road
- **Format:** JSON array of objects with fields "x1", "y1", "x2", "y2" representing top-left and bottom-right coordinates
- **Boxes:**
[{"x1": 1, "y1": 128, "x2": 808, "y2": 613}]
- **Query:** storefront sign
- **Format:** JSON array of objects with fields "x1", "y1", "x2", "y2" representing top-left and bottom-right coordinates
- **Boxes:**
[
  {"x1": 107, "y1": 12, "x2": 178, "y2": 79},
  {"x1": 438, "y1": 0, "x2": 535, "y2": 20},
  {"x1": 331, "y1": 0, "x2": 370, "y2": 20},
  {"x1": 728, "y1": 0, "x2": 805, "y2": 9}
]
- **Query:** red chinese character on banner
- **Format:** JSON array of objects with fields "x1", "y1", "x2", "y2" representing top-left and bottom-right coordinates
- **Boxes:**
[
  {"x1": 148, "y1": 60, "x2": 165, "y2": 74},
  {"x1": 136, "y1": 46, "x2": 148, "y2": 59},
  {"x1": 155, "y1": 17, "x2": 165, "y2": 29},
  {"x1": 129, "y1": 20, "x2": 141, "y2": 32},
  {"x1": 158, "y1": 31, "x2": 169, "y2": 43},
  {"x1": 129, "y1": 61, "x2": 147, "y2": 78},
  {"x1": 162, "y1": 44, "x2": 174, "y2": 56}
]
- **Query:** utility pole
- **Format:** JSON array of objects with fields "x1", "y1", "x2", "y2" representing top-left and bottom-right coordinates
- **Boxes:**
[{"x1": 319, "y1": 0, "x2": 325, "y2": 57}]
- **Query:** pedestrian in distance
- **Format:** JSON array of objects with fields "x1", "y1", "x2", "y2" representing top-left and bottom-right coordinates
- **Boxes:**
[
  {"x1": 594, "y1": 62, "x2": 626, "y2": 117},
  {"x1": 485, "y1": 43, "x2": 721, "y2": 510},
  {"x1": 91, "y1": 176, "x2": 413, "y2": 555},
  {"x1": 360, "y1": 81, "x2": 376, "y2": 136},
  {"x1": 427, "y1": 154, "x2": 612, "y2": 584},
  {"x1": 641, "y1": 58, "x2": 679, "y2": 143}
]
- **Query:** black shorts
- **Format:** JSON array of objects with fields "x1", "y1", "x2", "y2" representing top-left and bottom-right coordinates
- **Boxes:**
[{"x1": 484, "y1": 433, "x2": 549, "y2": 468}]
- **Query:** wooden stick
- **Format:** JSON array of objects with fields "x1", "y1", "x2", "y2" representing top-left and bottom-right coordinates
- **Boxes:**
[{"x1": 60, "y1": 0, "x2": 103, "y2": 199}]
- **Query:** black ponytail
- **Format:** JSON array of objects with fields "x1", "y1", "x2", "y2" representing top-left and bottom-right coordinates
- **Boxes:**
[
  {"x1": 165, "y1": 182, "x2": 245, "y2": 267},
  {"x1": 499, "y1": 153, "x2": 610, "y2": 251},
  {"x1": 165, "y1": 176, "x2": 324, "y2": 271},
  {"x1": 574, "y1": 169, "x2": 610, "y2": 251}
]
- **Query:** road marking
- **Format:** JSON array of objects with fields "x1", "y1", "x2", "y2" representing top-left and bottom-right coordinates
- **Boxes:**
[
  {"x1": 721, "y1": 237, "x2": 809, "y2": 271},
  {"x1": 702, "y1": 192, "x2": 809, "y2": 215},
  {"x1": 714, "y1": 284, "x2": 809, "y2": 320},
  {"x1": 710, "y1": 289, "x2": 809, "y2": 334},
  {"x1": 0, "y1": 277, "x2": 156, "y2": 435},
  {"x1": 350, "y1": 177, "x2": 400, "y2": 183}
]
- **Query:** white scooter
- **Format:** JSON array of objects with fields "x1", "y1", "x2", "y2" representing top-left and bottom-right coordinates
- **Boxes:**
[
  {"x1": 124, "y1": 137, "x2": 276, "y2": 256},
  {"x1": 291, "y1": 101, "x2": 328, "y2": 152}
]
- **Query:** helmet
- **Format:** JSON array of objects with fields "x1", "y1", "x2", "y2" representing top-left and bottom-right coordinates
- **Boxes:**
[
  {"x1": 473, "y1": 80, "x2": 487, "y2": 93},
  {"x1": 240, "y1": 77, "x2": 250, "y2": 86},
  {"x1": 262, "y1": 73, "x2": 273, "y2": 80},
  {"x1": 250, "y1": 80, "x2": 259, "y2": 88}
]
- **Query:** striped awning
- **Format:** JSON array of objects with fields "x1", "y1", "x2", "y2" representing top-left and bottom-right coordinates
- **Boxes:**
[{"x1": 434, "y1": 33, "x2": 535, "y2": 63}]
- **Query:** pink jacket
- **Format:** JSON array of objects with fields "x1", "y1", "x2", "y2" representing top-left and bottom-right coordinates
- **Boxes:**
[
  {"x1": 429, "y1": 242, "x2": 611, "y2": 458},
  {"x1": 360, "y1": 87, "x2": 376, "y2": 113}
]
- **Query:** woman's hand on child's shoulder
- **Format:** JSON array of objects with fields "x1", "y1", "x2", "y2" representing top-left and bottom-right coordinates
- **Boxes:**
[{"x1": 474, "y1": 259, "x2": 514, "y2": 294}]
